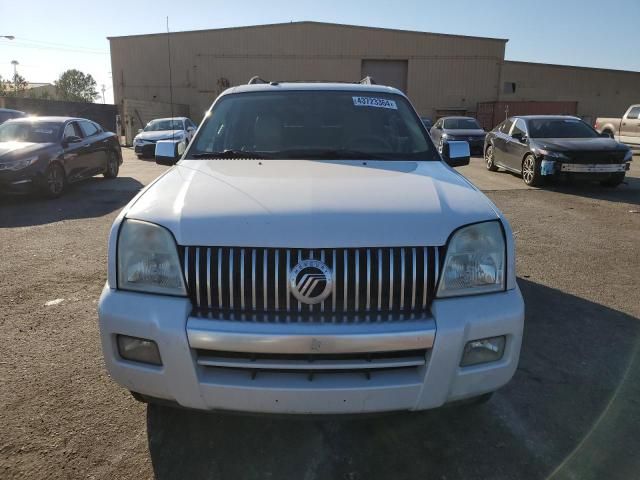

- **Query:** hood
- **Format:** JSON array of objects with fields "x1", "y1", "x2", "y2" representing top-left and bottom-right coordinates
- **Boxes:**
[
  {"x1": 135, "y1": 130, "x2": 184, "y2": 141},
  {"x1": 531, "y1": 137, "x2": 626, "y2": 152},
  {"x1": 125, "y1": 159, "x2": 499, "y2": 248},
  {"x1": 0, "y1": 141, "x2": 54, "y2": 160},
  {"x1": 442, "y1": 129, "x2": 486, "y2": 137}
]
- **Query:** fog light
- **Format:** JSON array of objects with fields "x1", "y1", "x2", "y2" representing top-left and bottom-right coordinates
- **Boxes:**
[
  {"x1": 117, "y1": 335, "x2": 162, "y2": 366},
  {"x1": 460, "y1": 336, "x2": 505, "y2": 367}
]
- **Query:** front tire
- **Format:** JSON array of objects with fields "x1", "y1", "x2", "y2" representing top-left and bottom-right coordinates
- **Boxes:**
[
  {"x1": 42, "y1": 163, "x2": 66, "y2": 198},
  {"x1": 600, "y1": 172, "x2": 625, "y2": 187},
  {"x1": 104, "y1": 152, "x2": 119, "y2": 179},
  {"x1": 485, "y1": 145, "x2": 498, "y2": 171},
  {"x1": 522, "y1": 154, "x2": 544, "y2": 187}
]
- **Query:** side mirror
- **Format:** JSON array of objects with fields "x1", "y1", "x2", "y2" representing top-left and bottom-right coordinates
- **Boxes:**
[
  {"x1": 155, "y1": 139, "x2": 186, "y2": 166},
  {"x1": 512, "y1": 132, "x2": 527, "y2": 143},
  {"x1": 443, "y1": 140, "x2": 470, "y2": 167},
  {"x1": 63, "y1": 135, "x2": 82, "y2": 146}
]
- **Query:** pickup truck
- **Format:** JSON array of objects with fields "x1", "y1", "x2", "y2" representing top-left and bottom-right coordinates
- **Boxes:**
[{"x1": 595, "y1": 105, "x2": 640, "y2": 146}]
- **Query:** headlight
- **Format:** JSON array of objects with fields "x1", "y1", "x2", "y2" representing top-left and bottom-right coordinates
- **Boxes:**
[
  {"x1": 0, "y1": 156, "x2": 38, "y2": 171},
  {"x1": 437, "y1": 221, "x2": 505, "y2": 298},
  {"x1": 623, "y1": 149, "x2": 633, "y2": 162},
  {"x1": 117, "y1": 219, "x2": 187, "y2": 296},
  {"x1": 537, "y1": 149, "x2": 568, "y2": 160}
]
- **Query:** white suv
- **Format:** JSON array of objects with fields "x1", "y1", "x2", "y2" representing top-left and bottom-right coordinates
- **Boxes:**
[{"x1": 98, "y1": 82, "x2": 524, "y2": 414}]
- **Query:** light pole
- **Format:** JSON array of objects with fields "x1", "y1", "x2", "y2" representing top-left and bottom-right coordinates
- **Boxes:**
[{"x1": 11, "y1": 60, "x2": 19, "y2": 93}]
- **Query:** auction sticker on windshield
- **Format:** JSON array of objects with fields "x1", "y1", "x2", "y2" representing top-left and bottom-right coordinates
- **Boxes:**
[{"x1": 352, "y1": 96, "x2": 398, "y2": 109}]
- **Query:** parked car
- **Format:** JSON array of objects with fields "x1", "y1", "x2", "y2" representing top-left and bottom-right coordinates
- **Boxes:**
[
  {"x1": 133, "y1": 117, "x2": 197, "y2": 158},
  {"x1": 484, "y1": 115, "x2": 632, "y2": 187},
  {"x1": 430, "y1": 116, "x2": 486, "y2": 156},
  {"x1": 420, "y1": 116, "x2": 433, "y2": 130},
  {"x1": 98, "y1": 81, "x2": 523, "y2": 415},
  {"x1": 0, "y1": 108, "x2": 26, "y2": 124},
  {"x1": 595, "y1": 105, "x2": 640, "y2": 146},
  {"x1": 0, "y1": 116, "x2": 122, "y2": 197}
]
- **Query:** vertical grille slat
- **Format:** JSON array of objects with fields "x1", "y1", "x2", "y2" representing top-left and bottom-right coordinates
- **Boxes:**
[{"x1": 186, "y1": 246, "x2": 437, "y2": 320}]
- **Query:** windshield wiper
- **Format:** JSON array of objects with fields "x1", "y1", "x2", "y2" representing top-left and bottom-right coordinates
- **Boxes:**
[
  {"x1": 275, "y1": 148, "x2": 393, "y2": 160},
  {"x1": 189, "y1": 149, "x2": 272, "y2": 159}
]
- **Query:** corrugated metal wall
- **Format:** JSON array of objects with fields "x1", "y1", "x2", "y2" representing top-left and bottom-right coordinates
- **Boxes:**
[{"x1": 109, "y1": 22, "x2": 506, "y2": 121}]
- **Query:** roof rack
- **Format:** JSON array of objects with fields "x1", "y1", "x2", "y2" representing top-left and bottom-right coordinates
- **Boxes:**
[{"x1": 359, "y1": 76, "x2": 376, "y2": 85}]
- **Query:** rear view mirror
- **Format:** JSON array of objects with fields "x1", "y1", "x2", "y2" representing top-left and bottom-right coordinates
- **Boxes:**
[
  {"x1": 155, "y1": 139, "x2": 185, "y2": 166},
  {"x1": 442, "y1": 141, "x2": 470, "y2": 167}
]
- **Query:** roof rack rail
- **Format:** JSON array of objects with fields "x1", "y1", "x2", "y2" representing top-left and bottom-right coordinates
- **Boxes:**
[
  {"x1": 359, "y1": 76, "x2": 376, "y2": 85},
  {"x1": 248, "y1": 76, "x2": 269, "y2": 85}
]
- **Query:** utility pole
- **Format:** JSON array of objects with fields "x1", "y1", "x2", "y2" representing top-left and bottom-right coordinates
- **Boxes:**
[
  {"x1": 101, "y1": 84, "x2": 106, "y2": 104},
  {"x1": 11, "y1": 60, "x2": 19, "y2": 93}
]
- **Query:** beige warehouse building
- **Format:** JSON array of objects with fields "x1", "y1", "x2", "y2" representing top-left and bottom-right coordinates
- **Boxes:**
[{"x1": 108, "y1": 21, "x2": 640, "y2": 142}]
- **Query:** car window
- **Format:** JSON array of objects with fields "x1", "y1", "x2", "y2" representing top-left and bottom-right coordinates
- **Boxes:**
[
  {"x1": 79, "y1": 120, "x2": 99, "y2": 137},
  {"x1": 626, "y1": 106, "x2": 640, "y2": 119},
  {"x1": 188, "y1": 119, "x2": 197, "y2": 129},
  {"x1": 443, "y1": 118, "x2": 481, "y2": 129},
  {"x1": 144, "y1": 119, "x2": 184, "y2": 131},
  {"x1": 498, "y1": 119, "x2": 514, "y2": 134},
  {"x1": 511, "y1": 119, "x2": 527, "y2": 136},
  {"x1": 0, "y1": 122, "x2": 62, "y2": 143},
  {"x1": 528, "y1": 118, "x2": 598, "y2": 138},
  {"x1": 188, "y1": 90, "x2": 437, "y2": 160}
]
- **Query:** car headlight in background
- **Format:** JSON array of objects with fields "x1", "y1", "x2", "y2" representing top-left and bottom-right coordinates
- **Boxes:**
[
  {"x1": 437, "y1": 221, "x2": 505, "y2": 298},
  {"x1": 117, "y1": 219, "x2": 187, "y2": 296},
  {"x1": 0, "y1": 156, "x2": 38, "y2": 171},
  {"x1": 536, "y1": 149, "x2": 569, "y2": 160}
]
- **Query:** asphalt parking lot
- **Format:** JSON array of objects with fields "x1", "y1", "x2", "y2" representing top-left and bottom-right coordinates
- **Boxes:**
[{"x1": 1, "y1": 148, "x2": 639, "y2": 480}]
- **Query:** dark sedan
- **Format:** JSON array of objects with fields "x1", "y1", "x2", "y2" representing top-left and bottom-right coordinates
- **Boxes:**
[
  {"x1": 430, "y1": 116, "x2": 486, "y2": 155},
  {"x1": 484, "y1": 116, "x2": 632, "y2": 187},
  {"x1": 0, "y1": 108, "x2": 26, "y2": 124},
  {"x1": 0, "y1": 116, "x2": 122, "y2": 197}
]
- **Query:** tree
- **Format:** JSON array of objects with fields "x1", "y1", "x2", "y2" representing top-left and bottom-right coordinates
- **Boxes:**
[
  {"x1": 1, "y1": 73, "x2": 28, "y2": 97},
  {"x1": 55, "y1": 69, "x2": 99, "y2": 102}
]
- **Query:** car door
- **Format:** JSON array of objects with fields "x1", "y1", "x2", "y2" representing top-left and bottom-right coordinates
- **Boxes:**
[
  {"x1": 61, "y1": 121, "x2": 91, "y2": 181},
  {"x1": 491, "y1": 118, "x2": 514, "y2": 167},
  {"x1": 621, "y1": 106, "x2": 640, "y2": 144},
  {"x1": 503, "y1": 118, "x2": 529, "y2": 170},
  {"x1": 78, "y1": 120, "x2": 107, "y2": 175}
]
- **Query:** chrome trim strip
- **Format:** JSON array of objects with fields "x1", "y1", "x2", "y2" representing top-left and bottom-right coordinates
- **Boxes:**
[
  {"x1": 197, "y1": 356, "x2": 426, "y2": 371},
  {"x1": 400, "y1": 248, "x2": 405, "y2": 310},
  {"x1": 252, "y1": 249, "x2": 257, "y2": 311},
  {"x1": 206, "y1": 248, "x2": 212, "y2": 309},
  {"x1": 263, "y1": 250, "x2": 268, "y2": 310},
  {"x1": 343, "y1": 250, "x2": 348, "y2": 310},
  {"x1": 355, "y1": 250, "x2": 360, "y2": 309},
  {"x1": 560, "y1": 163, "x2": 627, "y2": 173},
  {"x1": 389, "y1": 249, "x2": 394, "y2": 310},
  {"x1": 187, "y1": 318, "x2": 436, "y2": 354},
  {"x1": 274, "y1": 249, "x2": 280, "y2": 311},
  {"x1": 366, "y1": 249, "x2": 371, "y2": 311},
  {"x1": 228, "y1": 248, "x2": 234, "y2": 310},
  {"x1": 240, "y1": 249, "x2": 245, "y2": 310},
  {"x1": 332, "y1": 250, "x2": 337, "y2": 313},
  {"x1": 377, "y1": 248, "x2": 382, "y2": 311},
  {"x1": 217, "y1": 248, "x2": 222, "y2": 308},
  {"x1": 286, "y1": 249, "x2": 291, "y2": 312},
  {"x1": 422, "y1": 247, "x2": 428, "y2": 308},
  {"x1": 411, "y1": 247, "x2": 417, "y2": 309},
  {"x1": 195, "y1": 247, "x2": 201, "y2": 308}
]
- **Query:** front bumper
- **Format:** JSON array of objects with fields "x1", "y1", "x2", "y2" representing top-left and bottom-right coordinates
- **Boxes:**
[
  {"x1": 134, "y1": 143, "x2": 156, "y2": 156},
  {"x1": 541, "y1": 159, "x2": 630, "y2": 176},
  {"x1": 0, "y1": 161, "x2": 47, "y2": 193},
  {"x1": 98, "y1": 285, "x2": 524, "y2": 414}
]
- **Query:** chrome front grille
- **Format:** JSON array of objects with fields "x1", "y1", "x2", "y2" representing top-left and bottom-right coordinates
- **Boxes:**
[{"x1": 182, "y1": 246, "x2": 438, "y2": 318}]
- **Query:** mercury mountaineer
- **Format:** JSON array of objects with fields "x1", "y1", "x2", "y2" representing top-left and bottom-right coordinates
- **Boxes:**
[{"x1": 98, "y1": 80, "x2": 524, "y2": 414}]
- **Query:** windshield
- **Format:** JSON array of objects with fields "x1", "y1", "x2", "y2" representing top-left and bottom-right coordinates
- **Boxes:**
[
  {"x1": 187, "y1": 91, "x2": 437, "y2": 160},
  {"x1": 144, "y1": 119, "x2": 183, "y2": 131},
  {"x1": 0, "y1": 122, "x2": 61, "y2": 143},
  {"x1": 528, "y1": 118, "x2": 599, "y2": 138},
  {"x1": 443, "y1": 118, "x2": 481, "y2": 130}
]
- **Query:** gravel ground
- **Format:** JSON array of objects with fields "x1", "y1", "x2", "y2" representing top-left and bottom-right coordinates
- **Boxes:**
[{"x1": 1, "y1": 150, "x2": 639, "y2": 479}]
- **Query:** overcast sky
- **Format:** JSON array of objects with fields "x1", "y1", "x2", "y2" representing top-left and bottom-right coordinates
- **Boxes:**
[{"x1": 1, "y1": 0, "x2": 638, "y2": 104}]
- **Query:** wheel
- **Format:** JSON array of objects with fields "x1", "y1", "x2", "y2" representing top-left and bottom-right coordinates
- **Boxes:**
[
  {"x1": 522, "y1": 154, "x2": 544, "y2": 186},
  {"x1": 42, "y1": 163, "x2": 66, "y2": 198},
  {"x1": 104, "y1": 152, "x2": 120, "y2": 178},
  {"x1": 485, "y1": 145, "x2": 498, "y2": 171},
  {"x1": 600, "y1": 172, "x2": 625, "y2": 187}
]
